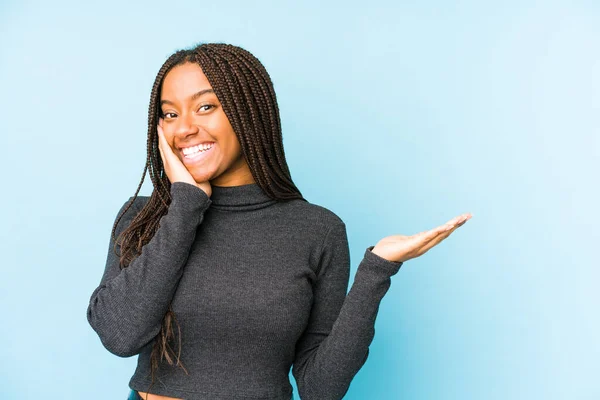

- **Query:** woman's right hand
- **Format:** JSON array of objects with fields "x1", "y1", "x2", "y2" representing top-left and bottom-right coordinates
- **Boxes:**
[{"x1": 157, "y1": 118, "x2": 212, "y2": 198}]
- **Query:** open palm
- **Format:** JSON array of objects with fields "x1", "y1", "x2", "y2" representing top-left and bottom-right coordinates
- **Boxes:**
[{"x1": 371, "y1": 213, "x2": 472, "y2": 263}]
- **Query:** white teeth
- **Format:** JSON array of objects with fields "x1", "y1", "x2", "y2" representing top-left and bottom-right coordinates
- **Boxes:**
[{"x1": 182, "y1": 143, "x2": 214, "y2": 155}]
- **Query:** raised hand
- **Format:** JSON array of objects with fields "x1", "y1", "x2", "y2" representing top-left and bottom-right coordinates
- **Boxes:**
[
  {"x1": 371, "y1": 213, "x2": 473, "y2": 263},
  {"x1": 157, "y1": 118, "x2": 212, "y2": 198}
]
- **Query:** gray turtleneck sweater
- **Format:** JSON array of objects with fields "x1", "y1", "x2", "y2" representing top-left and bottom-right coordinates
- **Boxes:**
[{"x1": 87, "y1": 182, "x2": 403, "y2": 400}]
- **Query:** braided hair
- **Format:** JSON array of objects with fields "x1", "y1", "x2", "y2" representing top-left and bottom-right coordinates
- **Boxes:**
[{"x1": 110, "y1": 42, "x2": 306, "y2": 396}]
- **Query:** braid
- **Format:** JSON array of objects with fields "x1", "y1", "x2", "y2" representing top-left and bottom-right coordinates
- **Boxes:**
[
  {"x1": 110, "y1": 42, "x2": 306, "y2": 397},
  {"x1": 198, "y1": 44, "x2": 299, "y2": 196}
]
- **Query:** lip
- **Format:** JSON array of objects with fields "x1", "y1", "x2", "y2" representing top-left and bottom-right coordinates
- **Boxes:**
[{"x1": 180, "y1": 144, "x2": 215, "y2": 166}]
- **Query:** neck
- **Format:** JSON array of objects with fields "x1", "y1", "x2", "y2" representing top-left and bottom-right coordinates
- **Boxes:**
[{"x1": 210, "y1": 182, "x2": 277, "y2": 211}]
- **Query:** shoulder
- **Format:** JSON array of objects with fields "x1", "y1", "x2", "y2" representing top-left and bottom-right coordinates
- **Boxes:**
[
  {"x1": 113, "y1": 194, "x2": 151, "y2": 227},
  {"x1": 119, "y1": 194, "x2": 150, "y2": 214},
  {"x1": 278, "y1": 198, "x2": 346, "y2": 233},
  {"x1": 129, "y1": 194, "x2": 151, "y2": 210}
]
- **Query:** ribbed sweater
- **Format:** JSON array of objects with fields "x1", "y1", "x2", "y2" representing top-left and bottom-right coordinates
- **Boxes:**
[{"x1": 87, "y1": 182, "x2": 403, "y2": 400}]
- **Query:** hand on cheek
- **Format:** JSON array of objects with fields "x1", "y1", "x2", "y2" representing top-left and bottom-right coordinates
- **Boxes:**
[{"x1": 157, "y1": 118, "x2": 213, "y2": 198}]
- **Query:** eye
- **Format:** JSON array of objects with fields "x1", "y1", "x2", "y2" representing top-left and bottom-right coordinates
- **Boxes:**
[
  {"x1": 160, "y1": 105, "x2": 213, "y2": 120},
  {"x1": 199, "y1": 104, "x2": 214, "y2": 112}
]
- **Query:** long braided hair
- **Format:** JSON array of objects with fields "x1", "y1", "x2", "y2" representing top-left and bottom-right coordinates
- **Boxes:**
[{"x1": 110, "y1": 42, "x2": 306, "y2": 395}]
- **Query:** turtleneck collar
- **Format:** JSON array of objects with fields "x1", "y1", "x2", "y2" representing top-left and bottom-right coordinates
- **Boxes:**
[{"x1": 209, "y1": 182, "x2": 278, "y2": 211}]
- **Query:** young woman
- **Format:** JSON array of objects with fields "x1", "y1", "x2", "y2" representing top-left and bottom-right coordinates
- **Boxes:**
[{"x1": 87, "y1": 43, "x2": 471, "y2": 400}]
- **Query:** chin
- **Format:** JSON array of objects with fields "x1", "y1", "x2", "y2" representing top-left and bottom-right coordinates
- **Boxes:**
[{"x1": 190, "y1": 169, "x2": 216, "y2": 184}]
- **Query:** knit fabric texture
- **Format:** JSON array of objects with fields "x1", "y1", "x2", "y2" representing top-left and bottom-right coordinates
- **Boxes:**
[{"x1": 87, "y1": 182, "x2": 403, "y2": 400}]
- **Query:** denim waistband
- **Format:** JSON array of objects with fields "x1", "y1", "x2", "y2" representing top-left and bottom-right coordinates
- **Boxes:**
[{"x1": 127, "y1": 389, "x2": 143, "y2": 400}]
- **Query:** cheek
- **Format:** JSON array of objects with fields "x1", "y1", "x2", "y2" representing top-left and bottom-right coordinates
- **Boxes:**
[
  {"x1": 213, "y1": 126, "x2": 241, "y2": 157},
  {"x1": 224, "y1": 137, "x2": 242, "y2": 161}
]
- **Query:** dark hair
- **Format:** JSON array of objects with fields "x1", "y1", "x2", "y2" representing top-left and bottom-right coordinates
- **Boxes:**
[{"x1": 110, "y1": 42, "x2": 305, "y2": 397}]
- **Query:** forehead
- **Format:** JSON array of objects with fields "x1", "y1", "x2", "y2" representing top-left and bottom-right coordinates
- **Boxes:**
[{"x1": 161, "y1": 62, "x2": 212, "y2": 98}]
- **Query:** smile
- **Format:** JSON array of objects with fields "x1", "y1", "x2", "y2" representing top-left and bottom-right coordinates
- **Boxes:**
[{"x1": 181, "y1": 143, "x2": 214, "y2": 165}]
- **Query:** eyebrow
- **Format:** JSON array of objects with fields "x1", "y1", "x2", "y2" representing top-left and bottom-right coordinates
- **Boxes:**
[{"x1": 160, "y1": 88, "x2": 215, "y2": 106}]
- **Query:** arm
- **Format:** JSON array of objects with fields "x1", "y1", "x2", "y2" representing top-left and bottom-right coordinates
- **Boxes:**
[
  {"x1": 86, "y1": 182, "x2": 212, "y2": 357},
  {"x1": 292, "y1": 220, "x2": 403, "y2": 400}
]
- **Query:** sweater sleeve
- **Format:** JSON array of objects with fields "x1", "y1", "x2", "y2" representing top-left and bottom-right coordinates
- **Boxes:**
[
  {"x1": 292, "y1": 220, "x2": 403, "y2": 400},
  {"x1": 86, "y1": 182, "x2": 212, "y2": 357}
]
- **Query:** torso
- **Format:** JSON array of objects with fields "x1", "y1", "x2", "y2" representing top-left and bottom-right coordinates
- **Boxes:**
[
  {"x1": 125, "y1": 196, "x2": 331, "y2": 399},
  {"x1": 136, "y1": 391, "x2": 182, "y2": 400}
]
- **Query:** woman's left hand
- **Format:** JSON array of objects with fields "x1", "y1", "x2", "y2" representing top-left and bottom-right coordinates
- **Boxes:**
[{"x1": 371, "y1": 213, "x2": 473, "y2": 263}]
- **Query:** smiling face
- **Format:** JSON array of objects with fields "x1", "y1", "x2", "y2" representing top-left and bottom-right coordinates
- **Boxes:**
[{"x1": 159, "y1": 62, "x2": 255, "y2": 187}]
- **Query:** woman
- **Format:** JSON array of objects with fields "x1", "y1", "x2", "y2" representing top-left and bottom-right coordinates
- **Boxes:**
[{"x1": 87, "y1": 43, "x2": 471, "y2": 400}]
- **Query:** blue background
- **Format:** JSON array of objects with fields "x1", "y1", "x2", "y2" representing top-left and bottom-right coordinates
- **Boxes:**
[{"x1": 1, "y1": 0, "x2": 598, "y2": 399}]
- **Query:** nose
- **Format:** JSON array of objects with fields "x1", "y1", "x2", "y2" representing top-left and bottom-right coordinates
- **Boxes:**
[{"x1": 173, "y1": 112, "x2": 200, "y2": 139}]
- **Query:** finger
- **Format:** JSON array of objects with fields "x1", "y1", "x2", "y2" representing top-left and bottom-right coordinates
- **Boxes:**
[
  {"x1": 429, "y1": 217, "x2": 463, "y2": 237},
  {"x1": 157, "y1": 124, "x2": 177, "y2": 159},
  {"x1": 156, "y1": 123, "x2": 162, "y2": 141},
  {"x1": 157, "y1": 126, "x2": 168, "y2": 165},
  {"x1": 156, "y1": 126, "x2": 164, "y2": 150},
  {"x1": 416, "y1": 236, "x2": 443, "y2": 256},
  {"x1": 440, "y1": 214, "x2": 470, "y2": 231},
  {"x1": 444, "y1": 214, "x2": 466, "y2": 227},
  {"x1": 157, "y1": 124, "x2": 172, "y2": 156},
  {"x1": 414, "y1": 225, "x2": 448, "y2": 247},
  {"x1": 414, "y1": 213, "x2": 471, "y2": 247},
  {"x1": 157, "y1": 123, "x2": 165, "y2": 144},
  {"x1": 418, "y1": 217, "x2": 471, "y2": 255},
  {"x1": 414, "y1": 218, "x2": 463, "y2": 251},
  {"x1": 444, "y1": 215, "x2": 471, "y2": 234},
  {"x1": 157, "y1": 120, "x2": 166, "y2": 146},
  {"x1": 417, "y1": 228, "x2": 454, "y2": 255}
]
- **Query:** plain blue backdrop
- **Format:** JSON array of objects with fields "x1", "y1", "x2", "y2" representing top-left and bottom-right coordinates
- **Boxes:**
[{"x1": 0, "y1": 0, "x2": 598, "y2": 399}]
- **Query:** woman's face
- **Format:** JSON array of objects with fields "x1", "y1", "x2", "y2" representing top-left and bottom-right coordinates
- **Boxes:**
[{"x1": 159, "y1": 62, "x2": 254, "y2": 186}]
